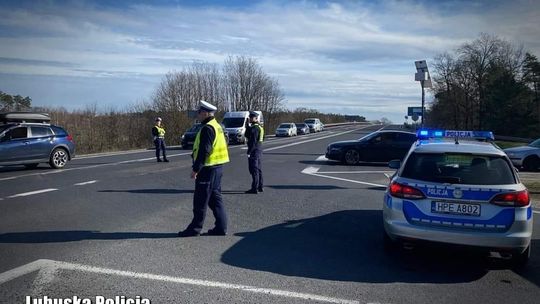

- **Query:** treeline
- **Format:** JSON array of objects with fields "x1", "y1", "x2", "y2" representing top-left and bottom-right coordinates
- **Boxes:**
[
  {"x1": 1, "y1": 91, "x2": 32, "y2": 112},
  {"x1": 28, "y1": 106, "x2": 350, "y2": 155},
  {"x1": 428, "y1": 33, "x2": 540, "y2": 137}
]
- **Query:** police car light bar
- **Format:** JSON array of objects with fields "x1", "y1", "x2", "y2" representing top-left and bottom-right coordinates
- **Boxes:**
[{"x1": 417, "y1": 129, "x2": 494, "y2": 141}]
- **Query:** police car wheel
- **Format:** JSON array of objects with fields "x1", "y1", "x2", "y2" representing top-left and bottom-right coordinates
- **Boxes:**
[
  {"x1": 343, "y1": 149, "x2": 360, "y2": 165},
  {"x1": 522, "y1": 156, "x2": 540, "y2": 172},
  {"x1": 511, "y1": 245, "x2": 530, "y2": 268}
]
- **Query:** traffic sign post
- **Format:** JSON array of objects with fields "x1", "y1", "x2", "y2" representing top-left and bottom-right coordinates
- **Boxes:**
[{"x1": 414, "y1": 60, "x2": 432, "y2": 128}]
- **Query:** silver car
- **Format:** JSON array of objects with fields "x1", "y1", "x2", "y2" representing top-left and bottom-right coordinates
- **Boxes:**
[
  {"x1": 383, "y1": 130, "x2": 533, "y2": 266},
  {"x1": 504, "y1": 138, "x2": 540, "y2": 171}
]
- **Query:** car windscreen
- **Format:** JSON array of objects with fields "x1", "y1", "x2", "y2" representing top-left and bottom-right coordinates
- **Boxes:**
[
  {"x1": 278, "y1": 124, "x2": 291, "y2": 128},
  {"x1": 296, "y1": 123, "x2": 306, "y2": 128},
  {"x1": 222, "y1": 118, "x2": 245, "y2": 128},
  {"x1": 401, "y1": 152, "x2": 516, "y2": 185},
  {"x1": 529, "y1": 138, "x2": 540, "y2": 148},
  {"x1": 304, "y1": 119, "x2": 315, "y2": 124}
]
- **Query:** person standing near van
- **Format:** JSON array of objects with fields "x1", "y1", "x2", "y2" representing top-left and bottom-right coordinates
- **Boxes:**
[
  {"x1": 152, "y1": 117, "x2": 169, "y2": 162},
  {"x1": 245, "y1": 111, "x2": 264, "y2": 194},
  {"x1": 178, "y1": 100, "x2": 230, "y2": 237}
]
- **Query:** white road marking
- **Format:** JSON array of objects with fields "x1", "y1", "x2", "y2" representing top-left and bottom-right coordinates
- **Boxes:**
[
  {"x1": 31, "y1": 265, "x2": 58, "y2": 296},
  {"x1": 265, "y1": 126, "x2": 369, "y2": 152},
  {"x1": 316, "y1": 155, "x2": 328, "y2": 161},
  {"x1": 301, "y1": 166, "x2": 320, "y2": 174},
  {"x1": 7, "y1": 188, "x2": 58, "y2": 198},
  {"x1": 74, "y1": 180, "x2": 98, "y2": 186},
  {"x1": 0, "y1": 260, "x2": 360, "y2": 304},
  {"x1": 0, "y1": 259, "x2": 48, "y2": 285},
  {"x1": 306, "y1": 172, "x2": 387, "y2": 188},
  {"x1": 317, "y1": 171, "x2": 394, "y2": 174}
]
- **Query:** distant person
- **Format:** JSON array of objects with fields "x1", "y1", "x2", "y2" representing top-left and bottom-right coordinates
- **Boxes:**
[
  {"x1": 245, "y1": 111, "x2": 264, "y2": 194},
  {"x1": 152, "y1": 117, "x2": 169, "y2": 162},
  {"x1": 178, "y1": 100, "x2": 230, "y2": 237}
]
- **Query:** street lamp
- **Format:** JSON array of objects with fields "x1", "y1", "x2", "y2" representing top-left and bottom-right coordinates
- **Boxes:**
[{"x1": 414, "y1": 60, "x2": 432, "y2": 127}]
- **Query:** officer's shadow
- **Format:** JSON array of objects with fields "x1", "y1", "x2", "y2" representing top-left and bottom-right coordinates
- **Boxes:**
[{"x1": 221, "y1": 210, "x2": 540, "y2": 286}]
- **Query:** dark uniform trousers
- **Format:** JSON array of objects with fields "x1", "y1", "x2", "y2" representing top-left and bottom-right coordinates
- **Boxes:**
[
  {"x1": 248, "y1": 150, "x2": 263, "y2": 191},
  {"x1": 187, "y1": 165, "x2": 227, "y2": 233},
  {"x1": 154, "y1": 138, "x2": 167, "y2": 160}
]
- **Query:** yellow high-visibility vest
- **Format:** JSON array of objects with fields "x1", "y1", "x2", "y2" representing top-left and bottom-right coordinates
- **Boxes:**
[
  {"x1": 253, "y1": 123, "x2": 264, "y2": 142},
  {"x1": 193, "y1": 118, "x2": 230, "y2": 167},
  {"x1": 155, "y1": 126, "x2": 166, "y2": 137}
]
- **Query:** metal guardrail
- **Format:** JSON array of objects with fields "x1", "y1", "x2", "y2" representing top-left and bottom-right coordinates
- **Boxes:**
[{"x1": 323, "y1": 122, "x2": 375, "y2": 127}]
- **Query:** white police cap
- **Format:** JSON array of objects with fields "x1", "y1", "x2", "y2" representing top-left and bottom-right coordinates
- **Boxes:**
[
  {"x1": 199, "y1": 100, "x2": 217, "y2": 112},
  {"x1": 155, "y1": 117, "x2": 162, "y2": 121}
]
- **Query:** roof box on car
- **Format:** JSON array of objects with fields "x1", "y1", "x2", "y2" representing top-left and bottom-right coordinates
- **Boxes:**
[{"x1": 0, "y1": 112, "x2": 51, "y2": 124}]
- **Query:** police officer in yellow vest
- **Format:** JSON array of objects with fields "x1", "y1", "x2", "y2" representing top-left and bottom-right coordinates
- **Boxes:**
[
  {"x1": 245, "y1": 111, "x2": 264, "y2": 194},
  {"x1": 178, "y1": 100, "x2": 229, "y2": 237},
  {"x1": 152, "y1": 117, "x2": 169, "y2": 162}
]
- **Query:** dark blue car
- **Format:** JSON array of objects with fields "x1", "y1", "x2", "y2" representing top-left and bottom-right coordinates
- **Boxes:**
[{"x1": 0, "y1": 113, "x2": 75, "y2": 169}]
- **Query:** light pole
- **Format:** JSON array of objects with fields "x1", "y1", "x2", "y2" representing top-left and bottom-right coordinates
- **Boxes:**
[{"x1": 414, "y1": 60, "x2": 432, "y2": 128}]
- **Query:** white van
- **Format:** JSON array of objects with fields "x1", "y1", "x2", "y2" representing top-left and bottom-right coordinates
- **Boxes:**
[
  {"x1": 304, "y1": 118, "x2": 323, "y2": 132},
  {"x1": 222, "y1": 111, "x2": 264, "y2": 144}
]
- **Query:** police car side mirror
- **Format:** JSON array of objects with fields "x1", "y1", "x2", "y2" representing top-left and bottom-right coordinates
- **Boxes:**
[{"x1": 388, "y1": 160, "x2": 401, "y2": 169}]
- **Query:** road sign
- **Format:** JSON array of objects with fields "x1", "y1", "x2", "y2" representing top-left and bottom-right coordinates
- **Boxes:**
[{"x1": 408, "y1": 107, "x2": 423, "y2": 116}]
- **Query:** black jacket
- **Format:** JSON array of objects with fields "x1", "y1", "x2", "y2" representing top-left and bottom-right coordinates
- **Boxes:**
[
  {"x1": 246, "y1": 123, "x2": 263, "y2": 155},
  {"x1": 192, "y1": 117, "x2": 216, "y2": 172}
]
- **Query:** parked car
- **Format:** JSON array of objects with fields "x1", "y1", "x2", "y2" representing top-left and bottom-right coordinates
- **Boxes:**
[
  {"x1": 295, "y1": 123, "x2": 310, "y2": 135},
  {"x1": 304, "y1": 118, "x2": 323, "y2": 132},
  {"x1": 181, "y1": 123, "x2": 229, "y2": 149},
  {"x1": 326, "y1": 130, "x2": 416, "y2": 165},
  {"x1": 503, "y1": 138, "x2": 540, "y2": 171},
  {"x1": 275, "y1": 123, "x2": 297, "y2": 137},
  {"x1": 0, "y1": 112, "x2": 75, "y2": 169},
  {"x1": 384, "y1": 129, "x2": 532, "y2": 266}
]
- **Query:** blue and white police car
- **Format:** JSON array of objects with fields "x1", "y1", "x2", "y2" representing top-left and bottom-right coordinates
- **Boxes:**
[{"x1": 383, "y1": 130, "x2": 533, "y2": 266}]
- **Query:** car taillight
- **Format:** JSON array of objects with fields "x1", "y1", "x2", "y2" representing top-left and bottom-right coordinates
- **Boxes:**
[
  {"x1": 389, "y1": 182, "x2": 425, "y2": 199},
  {"x1": 490, "y1": 190, "x2": 530, "y2": 207},
  {"x1": 67, "y1": 134, "x2": 73, "y2": 142}
]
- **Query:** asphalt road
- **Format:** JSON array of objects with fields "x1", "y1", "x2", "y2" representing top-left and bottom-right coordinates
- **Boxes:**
[{"x1": 0, "y1": 125, "x2": 539, "y2": 304}]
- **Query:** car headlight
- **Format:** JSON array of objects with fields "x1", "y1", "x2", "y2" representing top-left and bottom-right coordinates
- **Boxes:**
[{"x1": 181, "y1": 135, "x2": 185, "y2": 140}]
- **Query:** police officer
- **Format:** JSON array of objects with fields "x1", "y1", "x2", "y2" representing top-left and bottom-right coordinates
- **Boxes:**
[
  {"x1": 178, "y1": 100, "x2": 230, "y2": 237},
  {"x1": 152, "y1": 117, "x2": 169, "y2": 162},
  {"x1": 245, "y1": 111, "x2": 264, "y2": 194}
]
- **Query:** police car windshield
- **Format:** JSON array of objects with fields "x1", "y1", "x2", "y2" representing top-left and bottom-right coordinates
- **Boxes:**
[
  {"x1": 401, "y1": 152, "x2": 516, "y2": 185},
  {"x1": 222, "y1": 118, "x2": 245, "y2": 128},
  {"x1": 529, "y1": 138, "x2": 540, "y2": 148},
  {"x1": 278, "y1": 124, "x2": 292, "y2": 128}
]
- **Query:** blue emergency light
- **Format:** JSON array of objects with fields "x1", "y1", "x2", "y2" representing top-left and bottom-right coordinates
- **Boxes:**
[{"x1": 416, "y1": 129, "x2": 494, "y2": 141}]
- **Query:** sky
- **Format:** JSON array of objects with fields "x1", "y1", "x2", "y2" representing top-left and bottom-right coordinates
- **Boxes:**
[{"x1": 0, "y1": 0, "x2": 539, "y2": 123}]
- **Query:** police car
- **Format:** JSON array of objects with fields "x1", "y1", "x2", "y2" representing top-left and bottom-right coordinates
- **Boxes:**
[{"x1": 383, "y1": 129, "x2": 533, "y2": 266}]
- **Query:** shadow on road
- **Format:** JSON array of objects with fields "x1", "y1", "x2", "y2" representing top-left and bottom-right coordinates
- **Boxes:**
[
  {"x1": 268, "y1": 185, "x2": 348, "y2": 190},
  {"x1": 264, "y1": 152, "x2": 323, "y2": 156},
  {"x1": 0, "y1": 231, "x2": 178, "y2": 243},
  {"x1": 222, "y1": 210, "x2": 539, "y2": 285},
  {"x1": 99, "y1": 189, "x2": 193, "y2": 194},
  {"x1": 299, "y1": 160, "x2": 389, "y2": 168}
]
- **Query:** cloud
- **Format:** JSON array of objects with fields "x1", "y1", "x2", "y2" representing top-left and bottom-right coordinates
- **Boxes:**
[{"x1": 0, "y1": 0, "x2": 538, "y2": 122}]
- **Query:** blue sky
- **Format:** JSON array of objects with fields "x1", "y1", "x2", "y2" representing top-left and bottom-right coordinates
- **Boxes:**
[{"x1": 1, "y1": 0, "x2": 539, "y2": 123}]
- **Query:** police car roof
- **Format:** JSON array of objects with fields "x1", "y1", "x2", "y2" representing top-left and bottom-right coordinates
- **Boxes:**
[{"x1": 414, "y1": 139, "x2": 506, "y2": 156}]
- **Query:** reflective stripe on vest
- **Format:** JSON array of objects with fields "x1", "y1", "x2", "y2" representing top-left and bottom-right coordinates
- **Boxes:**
[
  {"x1": 193, "y1": 118, "x2": 230, "y2": 167},
  {"x1": 254, "y1": 123, "x2": 264, "y2": 142},
  {"x1": 155, "y1": 126, "x2": 166, "y2": 137}
]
